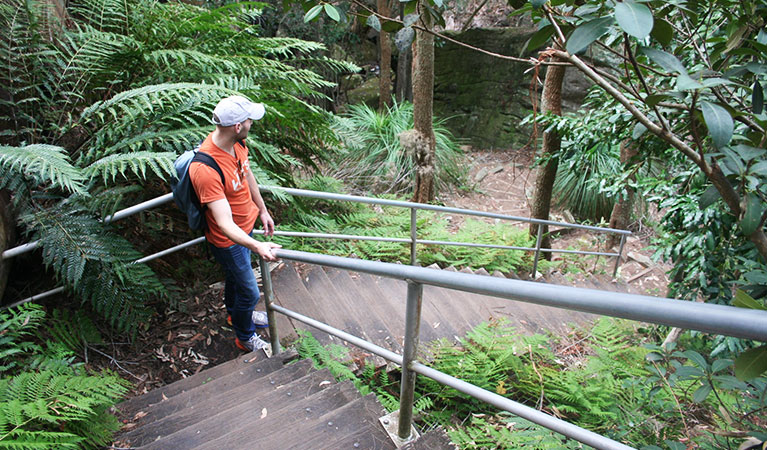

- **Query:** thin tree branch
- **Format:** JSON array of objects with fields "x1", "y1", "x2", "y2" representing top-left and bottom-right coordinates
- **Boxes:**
[
  {"x1": 460, "y1": 0, "x2": 490, "y2": 33},
  {"x1": 623, "y1": 34, "x2": 669, "y2": 130}
]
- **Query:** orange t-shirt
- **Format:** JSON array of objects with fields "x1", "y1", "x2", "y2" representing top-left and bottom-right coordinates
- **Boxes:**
[{"x1": 189, "y1": 135, "x2": 259, "y2": 248}]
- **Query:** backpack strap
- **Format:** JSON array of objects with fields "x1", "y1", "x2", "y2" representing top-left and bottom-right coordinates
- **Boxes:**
[{"x1": 191, "y1": 151, "x2": 226, "y2": 187}]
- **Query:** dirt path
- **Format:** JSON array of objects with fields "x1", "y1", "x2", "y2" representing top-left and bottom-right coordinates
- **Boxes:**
[{"x1": 440, "y1": 150, "x2": 671, "y2": 297}]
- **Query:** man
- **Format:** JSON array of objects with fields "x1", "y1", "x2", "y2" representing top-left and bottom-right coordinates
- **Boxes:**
[{"x1": 190, "y1": 95, "x2": 281, "y2": 352}]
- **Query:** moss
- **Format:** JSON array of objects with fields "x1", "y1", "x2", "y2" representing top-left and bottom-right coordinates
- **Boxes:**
[{"x1": 433, "y1": 28, "x2": 537, "y2": 150}]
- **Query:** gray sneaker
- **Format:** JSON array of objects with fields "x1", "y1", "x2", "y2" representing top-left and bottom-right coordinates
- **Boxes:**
[
  {"x1": 236, "y1": 334, "x2": 270, "y2": 352},
  {"x1": 252, "y1": 311, "x2": 269, "y2": 328}
]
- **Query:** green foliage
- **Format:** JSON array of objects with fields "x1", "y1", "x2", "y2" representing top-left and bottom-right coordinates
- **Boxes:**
[
  {"x1": 0, "y1": 304, "x2": 130, "y2": 449},
  {"x1": 524, "y1": 92, "x2": 663, "y2": 222},
  {"x1": 275, "y1": 199, "x2": 535, "y2": 272},
  {"x1": 289, "y1": 316, "x2": 767, "y2": 448},
  {"x1": 49, "y1": 310, "x2": 104, "y2": 354},
  {"x1": 0, "y1": 0, "x2": 354, "y2": 332},
  {"x1": 331, "y1": 100, "x2": 466, "y2": 195},
  {"x1": 448, "y1": 414, "x2": 583, "y2": 449}
]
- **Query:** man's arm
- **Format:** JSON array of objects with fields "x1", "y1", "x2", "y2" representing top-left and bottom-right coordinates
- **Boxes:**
[
  {"x1": 245, "y1": 169, "x2": 275, "y2": 236},
  {"x1": 207, "y1": 199, "x2": 280, "y2": 261}
]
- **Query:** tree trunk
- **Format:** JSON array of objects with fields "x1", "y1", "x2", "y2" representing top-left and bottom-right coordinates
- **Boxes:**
[
  {"x1": 607, "y1": 140, "x2": 639, "y2": 249},
  {"x1": 528, "y1": 46, "x2": 566, "y2": 256},
  {"x1": 377, "y1": 0, "x2": 392, "y2": 111},
  {"x1": 411, "y1": 13, "x2": 435, "y2": 203},
  {"x1": 395, "y1": 4, "x2": 412, "y2": 102},
  {"x1": 0, "y1": 190, "x2": 15, "y2": 303}
]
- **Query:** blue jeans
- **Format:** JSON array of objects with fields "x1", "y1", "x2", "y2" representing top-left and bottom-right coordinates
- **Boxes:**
[{"x1": 208, "y1": 242, "x2": 260, "y2": 341}]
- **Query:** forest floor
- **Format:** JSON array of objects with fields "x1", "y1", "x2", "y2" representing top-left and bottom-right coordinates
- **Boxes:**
[{"x1": 81, "y1": 148, "x2": 671, "y2": 402}]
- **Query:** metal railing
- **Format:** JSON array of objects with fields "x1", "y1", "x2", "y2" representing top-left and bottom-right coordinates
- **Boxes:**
[
  {"x1": 2, "y1": 186, "x2": 631, "y2": 307},
  {"x1": 259, "y1": 250, "x2": 767, "y2": 449},
  {"x1": 0, "y1": 187, "x2": 690, "y2": 448}
]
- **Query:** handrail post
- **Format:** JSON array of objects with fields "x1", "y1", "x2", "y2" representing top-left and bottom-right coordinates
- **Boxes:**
[
  {"x1": 613, "y1": 234, "x2": 627, "y2": 279},
  {"x1": 532, "y1": 223, "x2": 543, "y2": 277},
  {"x1": 410, "y1": 208, "x2": 418, "y2": 266},
  {"x1": 398, "y1": 280, "x2": 423, "y2": 441},
  {"x1": 258, "y1": 256, "x2": 281, "y2": 355}
]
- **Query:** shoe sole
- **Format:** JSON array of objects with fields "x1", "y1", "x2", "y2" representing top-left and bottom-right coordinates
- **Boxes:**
[{"x1": 227, "y1": 315, "x2": 269, "y2": 328}]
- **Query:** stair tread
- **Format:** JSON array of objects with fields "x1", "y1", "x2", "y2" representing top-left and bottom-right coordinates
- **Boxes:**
[
  {"x1": 371, "y1": 276, "x2": 442, "y2": 344},
  {"x1": 186, "y1": 380, "x2": 364, "y2": 450},
  {"x1": 303, "y1": 265, "x2": 370, "y2": 343},
  {"x1": 245, "y1": 393, "x2": 389, "y2": 450},
  {"x1": 324, "y1": 267, "x2": 402, "y2": 362},
  {"x1": 116, "y1": 349, "x2": 287, "y2": 419},
  {"x1": 352, "y1": 272, "x2": 407, "y2": 349},
  {"x1": 325, "y1": 421, "x2": 396, "y2": 449},
  {"x1": 403, "y1": 427, "x2": 457, "y2": 449},
  {"x1": 272, "y1": 261, "x2": 334, "y2": 346},
  {"x1": 120, "y1": 359, "x2": 317, "y2": 446}
]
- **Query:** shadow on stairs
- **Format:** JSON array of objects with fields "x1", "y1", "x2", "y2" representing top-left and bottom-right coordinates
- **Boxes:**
[{"x1": 114, "y1": 349, "x2": 454, "y2": 449}]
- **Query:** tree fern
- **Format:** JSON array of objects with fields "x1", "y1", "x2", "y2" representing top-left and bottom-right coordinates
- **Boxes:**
[
  {"x1": 83, "y1": 151, "x2": 176, "y2": 183},
  {"x1": 1, "y1": 0, "x2": 353, "y2": 333},
  {"x1": 0, "y1": 145, "x2": 87, "y2": 197}
]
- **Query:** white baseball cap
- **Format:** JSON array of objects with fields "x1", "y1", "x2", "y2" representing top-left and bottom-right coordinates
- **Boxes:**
[{"x1": 212, "y1": 95, "x2": 265, "y2": 126}]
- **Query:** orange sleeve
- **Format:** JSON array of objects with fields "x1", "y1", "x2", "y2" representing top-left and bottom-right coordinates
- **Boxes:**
[{"x1": 189, "y1": 162, "x2": 225, "y2": 205}]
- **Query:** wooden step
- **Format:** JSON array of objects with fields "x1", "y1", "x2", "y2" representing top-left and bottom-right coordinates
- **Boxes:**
[
  {"x1": 120, "y1": 359, "x2": 317, "y2": 446},
  {"x1": 271, "y1": 262, "x2": 333, "y2": 346},
  {"x1": 324, "y1": 267, "x2": 401, "y2": 364},
  {"x1": 372, "y1": 276, "x2": 442, "y2": 344},
  {"x1": 303, "y1": 265, "x2": 368, "y2": 338},
  {"x1": 188, "y1": 380, "x2": 363, "y2": 450},
  {"x1": 116, "y1": 349, "x2": 283, "y2": 420},
  {"x1": 118, "y1": 350, "x2": 300, "y2": 432},
  {"x1": 259, "y1": 393, "x2": 390, "y2": 450},
  {"x1": 352, "y1": 272, "x2": 407, "y2": 349}
]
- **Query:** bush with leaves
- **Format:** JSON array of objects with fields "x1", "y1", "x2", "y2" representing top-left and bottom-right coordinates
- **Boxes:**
[
  {"x1": 330, "y1": 100, "x2": 466, "y2": 195},
  {"x1": 0, "y1": 0, "x2": 356, "y2": 330},
  {"x1": 524, "y1": 92, "x2": 665, "y2": 223},
  {"x1": 0, "y1": 304, "x2": 130, "y2": 449}
]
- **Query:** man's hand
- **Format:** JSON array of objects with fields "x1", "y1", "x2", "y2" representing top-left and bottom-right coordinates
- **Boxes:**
[
  {"x1": 260, "y1": 211, "x2": 275, "y2": 237},
  {"x1": 253, "y1": 241, "x2": 281, "y2": 261}
]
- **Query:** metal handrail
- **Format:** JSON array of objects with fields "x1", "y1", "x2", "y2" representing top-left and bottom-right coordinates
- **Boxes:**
[
  {"x1": 2, "y1": 187, "x2": 631, "y2": 274},
  {"x1": 1, "y1": 187, "x2": 636, "y2": 446},
  {"x1": 2, "y1": 184, "x2": 759, "y2": 448},
  {"x1": 263, "y1": 249, "x2": 767, "y2": 449}
]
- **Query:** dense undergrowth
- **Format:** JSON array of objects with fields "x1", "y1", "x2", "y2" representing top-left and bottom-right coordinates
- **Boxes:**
[
  {"x1": 295, "y1": 319, "x2": 767, "y2": 449},
  {"x1": 272, "y1": 189, "x2": 538, "y2": 273},
  {"x1": 0, "y1": 304, "x2": 130, "y2": 449}
]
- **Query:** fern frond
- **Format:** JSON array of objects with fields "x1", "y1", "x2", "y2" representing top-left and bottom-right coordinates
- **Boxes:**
[
  {"x1": 20, "y1": 208, "x2": 111, "y2": 289},
  {"x1": 68, "y1": 0, "x2": 129, "y2": 32},
  {"x1": 144, "y1": 49, "x2": 240, "y2": 73},
  {"x1": 80, "y1": 82, "x2": 242, "y2": 124},
  {"x1": 0, "y1": 429, "x2": 82, "y2": 449},
  {"x1": 0, "y1": 145, "x2": 87, "y2": 195},
  {"x1": 0, "y1": 370, "x2": 129, "y2": 441},
  {"x1": 50, "y1": 309, "x2": 103, "y2": 354},
  {"x1": 83, "y1": 151, "x2": 176, "y2": 183},
  {"x1": 0, "y1": 304, "x2": 45, "y2": 375}
]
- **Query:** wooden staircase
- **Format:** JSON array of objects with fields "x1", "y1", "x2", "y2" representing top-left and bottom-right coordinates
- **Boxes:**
[
  {"x1": 115, "y1": 349, "x2": 454, "y2": 449},
  {"x1": 268, "y1": 261, "x2": 615, "y2": 355},
  {"x1": 115, "y1": 260, "x2": 639, "y2": 448}
]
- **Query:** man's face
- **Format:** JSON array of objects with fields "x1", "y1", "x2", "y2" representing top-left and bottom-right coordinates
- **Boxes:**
[{"x1": 235, "y1": 119, "x2": 253, "y2": 140}]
